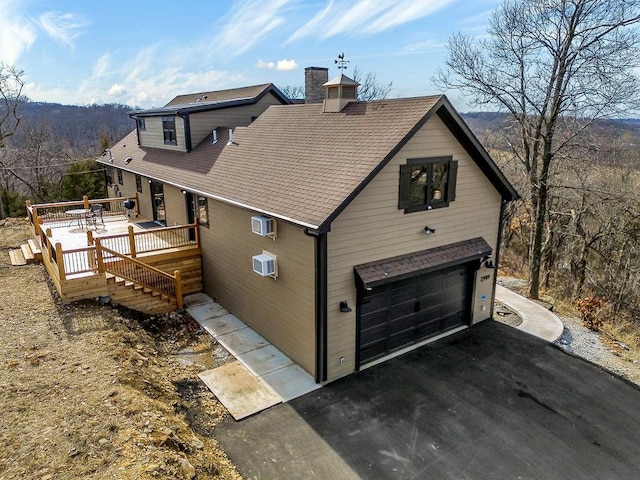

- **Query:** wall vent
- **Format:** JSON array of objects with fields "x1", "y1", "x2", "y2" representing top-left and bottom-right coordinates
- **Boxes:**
[
  {"x1": 252, "y1": 251, "x2": 277, "y2": 278},
  {"x1": 251, "y1": 215, "x2": 277, "y2": 239}
]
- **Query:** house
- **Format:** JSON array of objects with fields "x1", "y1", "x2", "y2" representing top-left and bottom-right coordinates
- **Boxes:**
[{"x1": 97, "y1": 67, "x2": 519, "y2": 384}]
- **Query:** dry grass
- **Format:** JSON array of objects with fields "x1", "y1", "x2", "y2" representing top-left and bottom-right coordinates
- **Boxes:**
[{"x1": 0, "y1": 219, "x2": 240, "y2": 480}]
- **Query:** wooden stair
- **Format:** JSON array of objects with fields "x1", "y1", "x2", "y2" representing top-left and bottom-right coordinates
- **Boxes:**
[
  {"x1": 9, "y1": 239, "x2": 43, "y2": 266},
  {"x1": 106, "y1": 275, "x2": 177, "y2": 315}
]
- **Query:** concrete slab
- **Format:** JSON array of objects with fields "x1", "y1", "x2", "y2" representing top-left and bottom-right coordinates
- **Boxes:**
[
  {"x1": 183, "y1": 292, "x2": 214, "y2": 307},
  {"x1": 198, "y1": 361, "x2": 281, "y2": 420},
  {"x1": 260, "y1": 364, "x2": 322, "y2": 402},
  {"x1": 187, "y1": 302, "x2": 229, "y2": 322},
  {"x1": 216, "y1": 328, "x2": 269, "y2": 356},
  {"x1": 199, "y1": 313, "x2": 246, "y2": 337},
  {"x1": 237, "y1": 345, "x2": 293, "y2": 376}
]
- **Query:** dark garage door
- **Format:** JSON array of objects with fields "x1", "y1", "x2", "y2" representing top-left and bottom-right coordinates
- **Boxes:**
[{"x1": 359, "y1": 263, "x2": 472, "y2": 365}]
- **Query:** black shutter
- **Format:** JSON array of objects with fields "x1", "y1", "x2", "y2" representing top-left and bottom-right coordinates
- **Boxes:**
[
  {"x1": 447, "y1": 160, "x2": 458, "y2": 202},
  {"x1": 398, "y1": 164, "x2": 412, "y2": 209}
]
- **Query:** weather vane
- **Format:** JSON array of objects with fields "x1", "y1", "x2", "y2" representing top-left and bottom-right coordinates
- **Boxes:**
[{"x1": 335, "y1": 52, "x2": 349, "y2": 70}]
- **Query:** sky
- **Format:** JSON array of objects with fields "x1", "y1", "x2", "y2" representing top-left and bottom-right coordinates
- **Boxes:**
[{"x1": 0, "y1": 0, "x2": 500, "y2": 111}]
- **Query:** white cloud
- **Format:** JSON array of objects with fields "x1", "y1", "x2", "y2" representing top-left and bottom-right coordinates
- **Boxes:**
[
  {"x1": 256, "y1": 58, "x2": 298, "y2": 70},
  {"x1": 276, "y1": 59, "x2": 298, "y2": 70},
  {"x1": 92, "y1": 53, "x2": 111, "y2": 78},
  {"x1": 38, "y1": 11, "x2": 90, "y2": 48},
  {"x1": 256, "y1": 59, "x2": 276, "y2": 69},
  {"x1": 404, "y1": 39, "x2": 446, "y2": 53},
  {"x1": 107, "y1": 83, "x2": 126, "y2": 96},
  {"x1": 289, "y1": 0, "x2": 455, "y2": 41},
  {"x1": 210, "y1": 0, "x2": 292, "y2": 56},
  {"x1": 0, "y1": 0, "x2": 37, "y2": 64}
]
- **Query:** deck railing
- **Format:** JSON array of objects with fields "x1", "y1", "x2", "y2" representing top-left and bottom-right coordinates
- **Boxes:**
[
  {"x1": 96, "y1": 222, "x2": 199, "y2": 258},
  {"x1": 96, "y1": 241, "x2": 183, "y2": 308},
  {"x1": 27, "y1": 197, "x2": 198, "y2": 310},
  {"x1": 27, "y1": 194, "x2": 140, "y2": 236}
]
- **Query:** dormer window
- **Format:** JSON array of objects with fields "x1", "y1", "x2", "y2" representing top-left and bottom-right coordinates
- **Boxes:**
[{"x1": 162, "y1": 117, "x2": 176, "y2": 145}]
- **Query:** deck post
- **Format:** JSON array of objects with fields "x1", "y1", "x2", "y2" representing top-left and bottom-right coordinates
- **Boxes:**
[
  {"x1": 86, "y1": 230, "x2": 94, "y2": 246},
  {"x1": 95, "y1": 238, "x2": 105, "y2": 274},
  {"x1": 55, "y1": 243, "x2": 66, "y2": 281},
  {"x1": 35, "y1": 216, "x2": 43, "y2": 237},
  {"x1": 134, "y1": 193, "x2": 140, "y2": 216},
  {"x1": 83, "y1": 195, "x2": 89, "y2": 209},
  {"x1": 174, "y1": 270, "x2": 183, "y2": 309},
  {"x1": 46, "y1": 227, "x2": 52, "y2": 237},
  {"x1": 193, "y1": 218, "x2": 200, "y2": 248},
  {"x1": 128, "y1": 225, "x2": 136, "y2": 258}
]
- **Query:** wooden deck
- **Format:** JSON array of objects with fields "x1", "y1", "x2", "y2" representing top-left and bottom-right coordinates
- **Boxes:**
[{"x1": 26, "y1": 196, "x2": 203, "y2": 313}]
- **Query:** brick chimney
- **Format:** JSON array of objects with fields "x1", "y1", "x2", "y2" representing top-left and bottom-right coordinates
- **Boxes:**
[{"x1": 305, "y1": 67, "x2": 329, "y2": 104}]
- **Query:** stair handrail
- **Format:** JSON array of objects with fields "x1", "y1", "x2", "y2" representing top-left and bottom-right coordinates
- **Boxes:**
[{"x1": 95, "y1": 238, "x2": 183, "y2": 308}]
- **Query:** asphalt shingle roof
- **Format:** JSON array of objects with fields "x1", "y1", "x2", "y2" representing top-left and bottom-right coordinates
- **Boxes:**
[
  {"x1": 100, "y1": 95, "x2": 518, "y2": 230},
  {"x1": 102, "y1": 96, "x2": 442, "y2": 229}
]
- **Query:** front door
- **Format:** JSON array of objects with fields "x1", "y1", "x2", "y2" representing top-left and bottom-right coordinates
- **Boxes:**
[{"x1": 150, "y1": 181, "x2": 166, "y2": 226}]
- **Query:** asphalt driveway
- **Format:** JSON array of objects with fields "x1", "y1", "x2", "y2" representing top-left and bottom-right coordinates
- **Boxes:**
[{"x1": 215, "y1": 321, "x2": 640, "y2": 479}]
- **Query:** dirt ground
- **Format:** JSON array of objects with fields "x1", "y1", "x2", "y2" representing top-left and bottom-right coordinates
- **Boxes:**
[{"x1": 0, "y1": 219, "x2": 240, "y2": 480}]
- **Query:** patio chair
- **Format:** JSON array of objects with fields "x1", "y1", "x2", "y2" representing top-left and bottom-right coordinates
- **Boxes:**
[{"x1": 87, "y1": 204, "x2": 104, "y2": 229}]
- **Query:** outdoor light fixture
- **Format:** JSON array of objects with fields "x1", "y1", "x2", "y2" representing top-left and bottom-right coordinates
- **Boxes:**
[
  {"x1": 424, "y1": 226, "x2": 436, "y2": 235},
  {"x1": 339, "y1": 301, "x2": 352, "y2": 313},
  {"x1": 485, "y1": 260, "x2": 496, "y2": 269},
  {"x1": 181, "y1": 190, "x2": 187, "y2": 195}
]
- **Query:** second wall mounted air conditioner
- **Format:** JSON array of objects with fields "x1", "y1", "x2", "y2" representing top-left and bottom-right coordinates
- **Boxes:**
[{"x1": 252, "y1": 251, "x2": 278, "y2": 278}]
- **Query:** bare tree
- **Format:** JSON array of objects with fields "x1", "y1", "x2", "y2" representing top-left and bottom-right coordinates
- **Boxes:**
[
  {"x1": 434, "y1": 0, "x2": 640, "y2": 299},
  {"x1": 278, "y1": 67, "x2": 393, "y2": 103},
  {"x1": 278, "y1": 85, "x2": 305, "y2": 100},
  {"x1": 352, "y1": 66, "x2": 393, "y2": 101},
  {"x1": 0, "y1": 64, "x2": 25, "y2": 218}
]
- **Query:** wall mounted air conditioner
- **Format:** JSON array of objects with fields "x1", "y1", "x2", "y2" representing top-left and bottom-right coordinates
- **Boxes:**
[
  {"x1": 252, "y1": 251, "x2": 278, "y2": 278},
  {"x1": 251, "y1": 215, "x2": 277, "y2": 239}
]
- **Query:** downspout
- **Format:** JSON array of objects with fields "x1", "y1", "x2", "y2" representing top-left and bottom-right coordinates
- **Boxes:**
[
  {"x1": 176, "y1": 112, "x2": 192, "y2": 152},
  {"x1": 305, "y1": 228, "x2": 328, "y2": 383},
  {"x1": 492, "y1": 199, "x2": 507, "y2": 318}
]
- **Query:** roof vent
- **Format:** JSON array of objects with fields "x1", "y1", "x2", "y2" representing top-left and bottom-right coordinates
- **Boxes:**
[
  {"x1": 227, "y1": 128, "x2": 234, "y2": 145},
  {"x1": 124, "y1": 157, "x2": 132, "y2": 164},
  {"x1": 212, "y1": 129, "x2": 218, "y2": 144}
]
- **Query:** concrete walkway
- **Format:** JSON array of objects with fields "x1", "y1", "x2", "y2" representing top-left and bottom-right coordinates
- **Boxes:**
[
  {"x1": 183, "y1": 293, "x2": 321, "y2": 420},
  {"x1": 495, "y1": 284, "x2": 564, "y2": 342}
]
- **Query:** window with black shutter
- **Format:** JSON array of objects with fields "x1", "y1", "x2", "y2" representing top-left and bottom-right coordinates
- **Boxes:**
[{"x1": 398, "y1": 156, "x2": 457, "y2": 212}]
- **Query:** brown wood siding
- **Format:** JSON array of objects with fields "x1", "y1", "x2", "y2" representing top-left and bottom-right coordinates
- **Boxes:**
[
  {"x1": 326, "y1": 115, "x2": 502, "y2": 382},
  {"x1": 138, "y1": 116, "x2": 186, "y2": 151},
  {"x1": 189, "y1": 95, "x2": 284, "y2": 146},
  {"x1": 199, "y1": 200, "x2": 317, "y2": 374}
]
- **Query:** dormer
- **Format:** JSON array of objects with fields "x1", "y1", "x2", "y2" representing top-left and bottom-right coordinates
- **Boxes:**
[
  {"x1": 323, "y1": 74, "x2": 359, "y2": 113},
  {"x1": 130, "y1": 84, "x2": 291, "y2": 152}
]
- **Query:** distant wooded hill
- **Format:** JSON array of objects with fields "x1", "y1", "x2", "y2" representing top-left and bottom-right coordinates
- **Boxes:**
[
  {"x1": 13, "y1": 101, "x2": 136, "y2": 155},
  {"x1": 9, "y1": 102, "x2": 640, "y2": 157}
]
